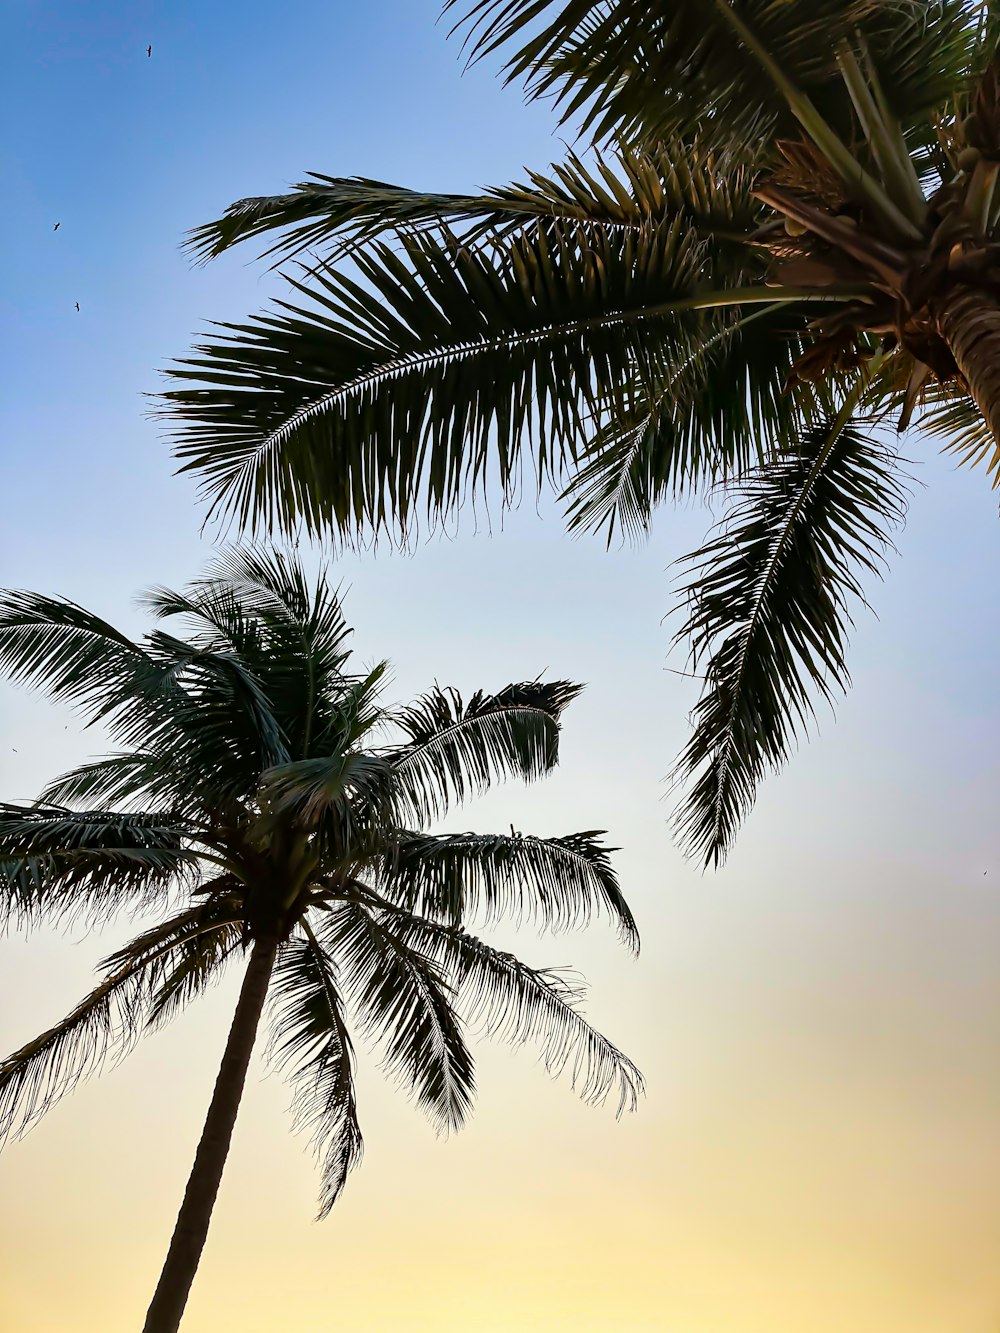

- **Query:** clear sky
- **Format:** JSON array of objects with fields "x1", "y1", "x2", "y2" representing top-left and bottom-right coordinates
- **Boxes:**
[{"x1": 2, "y1": 3, "x2": 999, "y2": 1331}]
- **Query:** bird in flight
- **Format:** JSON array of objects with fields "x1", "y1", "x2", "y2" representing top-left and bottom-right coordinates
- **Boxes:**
[
  {"x1": 75, "y1": 302, "x2": 80, "y2": 312},
  {"x1": 53, "y1": 222, "x2": 60, "y2": 232},
  {"x1": 147, "y1": 44, "x2": 152, "y2": 58}
]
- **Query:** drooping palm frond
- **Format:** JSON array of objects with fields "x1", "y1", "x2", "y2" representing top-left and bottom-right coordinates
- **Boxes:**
[
  {"x1": 0, "y1": 906, "x2": 233, "y2": 1140},
  {"x1": 147, "y1": 894, "x2": 244, "y2": 1026},
  {"x1": 671, "y1": 414, "x2": 909, "y2": 866},
  {"x1": 381, "y1": 909, "x2": 643, "y2": 1115},
  {"x1": 0, "y1": 587, "x2": 292, "y2": 811},
  {"x1": 379, "y1": 829, "x2": 639, "y2": 952},
  {"x1": 0, "y1": 805, "x2": 197, "y2": 927},
  {"x1": 100, "y1": 631, "x2": 291, "y2": 805},
  {"x1": 386, "y1": 680, "x2": 582, "y2": 822},
  {"x1": 268, "y1": 929, "x2": 363, "y2": 1217},
  {"x1": 326, "y1": 902, "x2": 476, "y2": 1132}
]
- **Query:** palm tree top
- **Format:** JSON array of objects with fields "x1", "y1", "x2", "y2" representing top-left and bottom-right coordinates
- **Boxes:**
[
  {"x1": 163, "y1": 2, "x2": 993, "y2": 867},
  {"x1": 0, "y1": 548, "x2": 641, "y2": 1223}
]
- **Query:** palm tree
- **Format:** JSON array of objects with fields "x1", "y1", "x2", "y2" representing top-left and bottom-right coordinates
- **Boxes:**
[
  {"x1": 0, "y1": 548, "x2": 641, "y2": 1333},
  {"x1": 164, "y1": 0, "x2": 996, "y2": 866}
]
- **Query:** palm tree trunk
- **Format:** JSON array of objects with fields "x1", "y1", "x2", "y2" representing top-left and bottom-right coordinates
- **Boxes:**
[
  {"x1": 936, "y1": 285, "x2": 1000, "y2": 445},
  {"x1": 142, "y1": 932, "x2": 280, "y2": 1333}
]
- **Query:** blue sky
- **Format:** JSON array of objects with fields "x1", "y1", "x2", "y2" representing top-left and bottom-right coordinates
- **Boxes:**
[{"x1": 2, "y1": 4, "x2": 1000, "y2": 1330}]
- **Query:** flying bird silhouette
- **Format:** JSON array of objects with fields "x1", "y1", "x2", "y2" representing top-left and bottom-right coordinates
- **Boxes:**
[
  {"x1": 146, "y1": 44, "x2": 152, "y2": 57},
  {"x1": 53, "y1": 222, "x2": 60, "y2": 231},
  {"x1": 74, "y1": 302, "x2": 80, "y2": 312}
]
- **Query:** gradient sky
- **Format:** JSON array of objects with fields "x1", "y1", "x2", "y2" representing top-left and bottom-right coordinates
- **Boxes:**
[{"x1": 2, "y1": 3, "x2": 1000, "y2": 1330}]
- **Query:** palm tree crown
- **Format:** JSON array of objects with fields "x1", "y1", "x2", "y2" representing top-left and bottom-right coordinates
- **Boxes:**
[
  {"x1": 165, "y1": 1, "x2": 996, "y2": 865},
  {"x1": 0, "y1": 548, "x2": 640, "y2": 1331}
]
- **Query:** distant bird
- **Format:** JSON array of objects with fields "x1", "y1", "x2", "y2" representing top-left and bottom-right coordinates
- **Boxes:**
[
  {"x1": 74, "y1": 302, "x2": 80, "y2": 312},
  {"x1": 53, "y1": 222, "x2": 60, "y2": 232},
  {"x1": 147, "y1": 44, "x2": 152, "y2": 57}
]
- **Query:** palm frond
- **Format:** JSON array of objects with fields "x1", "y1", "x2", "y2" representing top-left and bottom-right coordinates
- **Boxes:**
[
  {"x1": 445, "y1": 0, "x2": 977, "y2": 148},
  {"x1": 671, "y1": 415, "x2": 909, "y2": 866},
  {"x1": 387, "y1": 680, "x2": 581, "y2": 822},
  {"x1": 260, "y1": 749, "x2": 394, "y2": 833},
  {"x1": 916, "y1": 380, "x2": 1000, "y2": 479},
  {"x1": 110, "y1": 630, "x2": 290, "y2": 802},
  {"x1": 325, "y1": 902, "x2": 475, "y2": 1133},
  {"x1": 146, "y1": 895, "x2": 244, "y2": 1026},
  {"x1": 0, "y1": 804, "x2": 197, "y2": 928},
  {"x1": 163, "y1": 217, "x2": 711, "y2": 539},
  {"x1": 186, "y1": 179, "x2": 503, "y2": 265},
  {"x1": 0, "y1": 591, "x2": 148, "y2": 721},
  {"x1": 196, "y1": 547, "x2": 352, "y2": 667},
  {"x1": 268, "y1": 929, "x2": 363, "y2": 1217},
  {"x1": 39, "y1": 753, "x2": 177, "y2": 811},
  {"x1": 159, "y1": 548, "x2": 363, "y2": 760},
  {"x1": 380, "y1": 829, "x2": 639, "y2": 952},
  {"x1": 185, "y1": 141, "x2": 760, "y2": 267},
  {"x1": 560, "y1": 303, "x2": 816, "y2": 541},
  {"x1": 0, "y1": 906, "x2": 229, "y2": 1139},
  {"x1": 381, "y1": 909, "x2": 643, "y2": 1115}
]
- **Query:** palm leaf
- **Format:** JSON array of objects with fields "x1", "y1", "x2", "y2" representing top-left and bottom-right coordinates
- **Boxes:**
[
  {"x1": 671, "y1": 415, "x2": 909, "y2": 866},
  {"x1": 259, "y1": 749, "x2": 394, "y2": 834},
  {"x1": 0, "y1": 906, "x2": 231, "y2": 1140},
  {"x1": 0, "y1": 591, "x2": 149, "y2": 719},
  {"x1": 164, "y1": 548, "x2": 361, "y2": 759},
  {"x1": 39, "y1": 753, "x2": 179, "y2": 811},
  {"x1": 0, "y1": 805, "x2": 196, "y2": 927},
  {"x1": 146, "y1": 895, "x2": 244, "y2": 1025},
  {"x1": 380, "y1": 909, "x2": 643, "y2": 1115},
  {"x1": 916, "y1": 381, "x2": 1000, "y2": 481},
  {"x1": 268, "y1": 928, "x2": 363, "y2": 1217},
  {"x1": 387, "y1": 680, "x2": 581, "y2": 822},
  {"x1": 325, "y1": 902, "x2": 476, "y2": 1132},
  {"x1": 185, "y1": 141, "x2": 760, "y2": 267},
  {"x1": 163, "y1": 217, "x2": 711, "y2": 538},
  {"x1": 380, "y1": 829, "x2": 639, "y2": 952},
  {"x1": 445, "y1": 0, "x2": 977, "y2": 148},
  {"x1": 560, "y1": 303, "x2": 816, "y2": 541},
  {"x1": 112, "y1": 631, "x2": 290, "y2": 801}
]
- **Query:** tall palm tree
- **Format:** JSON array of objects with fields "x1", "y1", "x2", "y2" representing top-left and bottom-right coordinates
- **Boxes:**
[
  {"x1": 165, "y1": 0, "x2": 995, "y2": 865},
  {"x1": 0, "y1": 548, "x2": 641, "y2": 1333}
]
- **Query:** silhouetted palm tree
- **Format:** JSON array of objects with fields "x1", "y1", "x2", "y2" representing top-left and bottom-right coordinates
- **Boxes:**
[
  {"x1": 0, "y1": 548, "x2": 641, "y2": 1333},
  {"x1": 168, "y1": 1, "x2": 994, "y2": 864}
]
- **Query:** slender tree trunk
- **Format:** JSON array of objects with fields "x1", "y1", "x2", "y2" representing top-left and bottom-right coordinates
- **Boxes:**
[
  {"x1": 936, "y1": 284, "x2": 1000, "y2": 446},
  {"x1": 142, "y1": 932, "x2": 280, "y2": 1333}
]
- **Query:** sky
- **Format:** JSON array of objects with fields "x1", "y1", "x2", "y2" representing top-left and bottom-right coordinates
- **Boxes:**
[{"x1": 1, "y1": 3, "x2": 999, "y2": 1330}]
